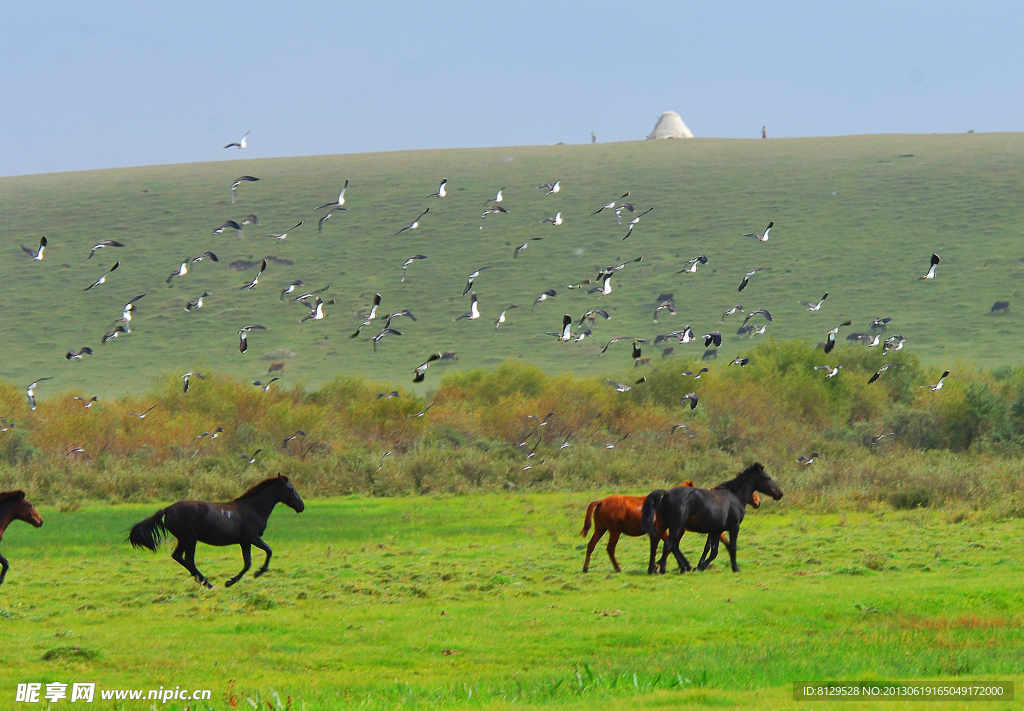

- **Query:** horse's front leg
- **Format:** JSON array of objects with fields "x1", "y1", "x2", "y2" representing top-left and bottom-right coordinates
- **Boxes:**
[
  {"x1": 252, "y1": 537, "x2": 273, "y2": 578},
  {"x1": 226, "y1": 543, "x2": 252, "y2": 587},
  {"x1": 0, "y1": 551, "x2": 9, "y2": 584},
  {"x1": 726, "y1": 527, "x2": 740, "y2": 572}
]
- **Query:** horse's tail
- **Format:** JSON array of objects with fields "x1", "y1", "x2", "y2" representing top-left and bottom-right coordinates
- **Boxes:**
[
  {"x1": 129, "y1": 509, "x2": 168, "y2": 552},
  {"x1": 641, "y1": 490, "x2": 667, "y2": 535},
  {"x1": 579, "y1": 500, "x2": 601, "y2": 537}
]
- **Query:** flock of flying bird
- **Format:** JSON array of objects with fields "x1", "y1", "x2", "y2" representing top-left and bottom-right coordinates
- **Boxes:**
[{"x1": 9, "y1": 131, "x2": 956, "y2": 468}]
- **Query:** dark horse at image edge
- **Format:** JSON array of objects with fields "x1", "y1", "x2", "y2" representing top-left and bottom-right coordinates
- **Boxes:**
[
  {"x1": 641, "y1": 462, "x2": 783, "y2": 574},
  {"x1": 0, "y1": 491, "x2": 44, "y2": 584},
  {"x1": 129, "y1": 474, "x2": 304, "y2": 588}
]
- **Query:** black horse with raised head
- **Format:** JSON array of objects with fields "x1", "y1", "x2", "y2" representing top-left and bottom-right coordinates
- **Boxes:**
[
  {"x1": 129, "y1": 474, "x2": 304, "y2": 588},
  {"x1": 641, "y1": 462, "x2": 782, "y2": 574},
  {"x1": 0, "y1": 491, "x2": 44, "y2": 585}
]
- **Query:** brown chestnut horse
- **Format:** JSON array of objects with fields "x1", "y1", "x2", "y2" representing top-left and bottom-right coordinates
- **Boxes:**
[
  {"x1": 129, "y1": 474, "x2": 304, "y2": 588},
  {"x1": 579, "y1": 481, "x2": 760, "y2": 573},
  {"x1": 0, "y1": 491, "x2": 44, "y2": 585}
]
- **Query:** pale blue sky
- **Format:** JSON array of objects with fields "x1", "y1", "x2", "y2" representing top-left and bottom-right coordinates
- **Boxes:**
[{"x1": 1, "y1": 1, "x2": 1021, "y2": 177}]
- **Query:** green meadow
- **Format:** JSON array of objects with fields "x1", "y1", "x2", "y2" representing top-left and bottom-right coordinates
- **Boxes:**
[
  {"x1": 2, "y1": 495, "x2": 1021, "y2": 710},
  {"x1": 2, "y1": 134, "x2": 1023, "y2": 400}
]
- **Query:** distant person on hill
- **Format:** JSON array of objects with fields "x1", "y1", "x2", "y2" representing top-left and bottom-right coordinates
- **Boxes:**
[
  {"x1": 591, "y1": 132, "x2": 597, "y2": 144},
  {"x1": 761, "y1": 126, "x2": 767, "y2": 139}
]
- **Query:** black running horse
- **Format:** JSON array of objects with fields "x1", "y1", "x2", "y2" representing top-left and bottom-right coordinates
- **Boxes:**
[
  {"x1": 129, "y1": 474, "x2": 304, "y2": 588},
  {"x1": 0, "y1": 491, "x2": 44, "y2": 585},
  {"x1": 641, "y1": 462, "x2": 782, "y2": 574}
]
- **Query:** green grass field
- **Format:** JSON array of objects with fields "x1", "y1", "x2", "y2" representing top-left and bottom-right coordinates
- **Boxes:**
[
  {"x1": 2, "y1": 494, "x2": 1022, "y2": 710},
  {"x1": 3, "y1": 134, "x2": 1024, "y2": 401}
]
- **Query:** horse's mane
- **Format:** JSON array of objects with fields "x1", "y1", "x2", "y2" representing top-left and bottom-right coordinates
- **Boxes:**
[
  {"x1": 0, "y1": 490, "x2": 26, "y2": 503},
  {"x1": 234, "y1": 476, "x2": 288, "y2": 501},
  {"x1": 712, "y1": 463, "x2": 765, "y2": 494}
]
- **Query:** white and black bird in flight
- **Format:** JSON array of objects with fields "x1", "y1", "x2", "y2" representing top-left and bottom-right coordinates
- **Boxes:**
[
  {"x1": 463, "y1": 267, "x2": 491, "y2": 295},
  {"x1": 670, "y1": 423, "x2": 693, "y2": 438},
  {"x1": 454, "y1": 292, "x2": 481, "y2": 321},
  {"x1": 882, "y1": 334, "x2": 906, "y2": 355},
  {"x1": 742, "y1": 221, "x2": 773, "y2": 242},
  {"x1": 607, "y1": 380, "x2": 634, "y2": 393},
  {"x1": 166, "y1": 261, "x2": 188, "y2": 284},
  {"x1": 920, "y1": 253, "x2": 940, "y2": 280},
  {"x1": 546, "y1": 314, "x2": 573, "y2": 342},
  {"x1": 721, "y1": 305, "x2": 745, "y2": 323},
  {"x1": 592, "y1": 192, "x2": 630, "y2": 215},
  {"x1": 599, "y1": 336, "x2": 630, "y2": 355},
  {"x1": 393, "y1": 208, "x2": 429, "y2": 235},
  {"x1": 495, "y1": 304, "x2": 518, "y2": 329},
  {"x1": 223, "y1": 130, "x2": 250, "y2": 149},
  {"x1": 537, "y1": 180, "x2": 561, "y2": 194},
  {"x1": 21, "y1": 236, "x2": 47, "y2": 261},
  {"x1": 300, "y1": 298, "x2": 325, "y2": 323},
  {"x1": 868, "y1": 363, "x2": 901, "y2": 384},
  {"x1": 73, "y1": 396, "x2": 98, "y2": 408},
  {"x1": 241, "y1": 449, "x2": 262, "y2": 465},
  {"x1": 486, "y1": 187, "x2": 506, "y2": 204},
  {"x1": 192, "y1": 251, "x2": 218, "y2": 264},
  {"x1": 921, "y1": 370, "x2": 950, "y2": 391},
  {"x1": 283, "y1": 431, "x2": 306, "y2": 447},
  {"x1": 213, "y1": 220, "x2": 243, "y2": 237},
  {"x1": 316, "y1": 179, "x2": 349, "y2": 210},
  {"x1": 614, "y1": 203, "x2": 635, "y2": 225},
  {"x1": 577, "y1": 308, "x2": 610, "y2": 328},
  {"x1": 531, "y1": 289, "x2": 557, "y2": 311},
  {"x1": 514, "y1": 238, "x2": 542, "y2": 258},
  {"x1": 797, "y1": 453, "x2": 820, "y2": 465},
  {"x1": 401, "y1": 255, "x2": 427, "y2": 282},
  {"x1": 413, "y1": 353, "x2": 441, "y2": 383},
  {"x1": 280, "y1": 280, "x2": 304, "y2": 301},
  {"x1": 240, "y1": 214, "x2": 261, "y2": 227},
  {"x1": 742, "y1": 309, "x2": 774, "y2": 326},
  {"x1": 181, "y1": 371, "x2": 204, "y2": 393},
  {"x1": 185, "y1": 291, "x2": 210, "y2": 312},
  {"x1": 86, "y1": 240, "x2": 124, "y2": 261},
  {"x1": 65, "y1": 347, "x2": 93, "y2": 361},
  {"x1": 622, "y1": 207, "x2": 654, "y2": 240},
  {"x1": 26, "y1": 377, "x2": 53, "y2": 410},
  {"x1": 540, "y1": 211, "x2": 563, "y2": 226},
  {"x1": 84, "y1": 261, "x2": 119, "y2": 291},
  {"x1": 677, "y1": 255, "x2": 709, "y2": 274},
  {"x1": 252, "y1": 378, "x2": 279, "y2": 392},
  {"x1": 130, "y1": 405, "x2": 157, "y2": 419},
  {"x1": 426, "y1": 179, "x2": 447, "y2": 198},
  {"x1": 681, "y1": 392, "x2": 699, "y2": 410},
  {"x1": 350, "y1": 294, "x2": 384, "y2": 338},
  {"x1": 814, "y1": 364, "x2": 843, "y2": 378},
  {"x1": 265, "y1": 220, "x2": 304, "y2": 241},
  {"x1": 800, "y1": 293, "x2": 829, "y2": 311},
  {"x1": 102, "y1": 326, "x2": 128, "y2": 344},
  {"x1": 198, "y1": 427, "x2": 224, "y2": 439},
  {"x1": 117, "y1": 294, "x2": 145, "y2": 333},
  {"x1": 238, "y1": 325, "x2": 267, "y2": 354},
  {"x1": 731, "y1": 357, "x2": 750, "y2": 367},
  {"x1": 240, "y1": 259, "x2": 267, "y2": 291},
  {"x1": 479, "y1": 204, "x2": 508, "y2": 228},
  {"x1": 230, "y1": 176, "x2": 259, "y2": 204},
  {"x1": 408, "y1": 403, "x2": 434, "y2": 419},
  {"x1": 823, "y1": 320, "x2": 852, "y2": 353},
  {"x1": 372, "y1": 327, "x2": 402, "y2": 353},
  {"x1": 738, "y1": 269, "x2": 762, "y2": 292},
  {"x1": 703, "y1": 332, "x2": 723, "y2": 348},
  {"x1": 318, "y1": 207, "x2": 345, "y2": 233},
  {"x1": 604, "y1": 433, "x2": 629, "y2": 449},
  {"x1": 653, "y1": 301, "x2": 676, "y2": 322}
]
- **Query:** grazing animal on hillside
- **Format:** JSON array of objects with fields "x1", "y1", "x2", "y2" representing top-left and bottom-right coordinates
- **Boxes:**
[
  {"x1": 702, "y1": 349, "x2": 718, "y2": 361},
  {"x1": 635, "y1": 356, "x2": 652, "y2": 367},
  {"x1": 0, "y1": 491, "x2": 44, "y2": 584},
  {"x1": 129, "y1": 474, "x2": 304, "y2": 588},
  {"x1": 990, "y1": 301, "x2": 1010, "y2": 315},
  {"x1": 440, "y1": 351, "x2": 458, "y2": 362},
  {"x1": 662, "y1": 347, "x2": 675, "y2": 359},
  {"x1": 268, "y1": 362, "x2": 285, "y2": 374},
  {"x1": 579, "y1": 482, "x2": 761, "y2": 573},
  {"x1": 642, "y1": 462, "x2": 783, "y2": 574}
]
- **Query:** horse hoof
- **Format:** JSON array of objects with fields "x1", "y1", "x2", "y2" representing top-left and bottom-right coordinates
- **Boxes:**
[
  {"x1": 254, "y1": 569, "x2": 265, "y2": 578},
  {"x1": 225, "y1": 579, "x2": 236, "y2": 588}
]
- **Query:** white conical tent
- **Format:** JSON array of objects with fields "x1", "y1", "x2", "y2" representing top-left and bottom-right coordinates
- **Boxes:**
[{"x1": 646, "y1": 111, "x2": 694, "y2": 139}]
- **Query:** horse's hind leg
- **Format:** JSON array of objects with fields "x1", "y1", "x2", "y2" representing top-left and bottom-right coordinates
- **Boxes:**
[
  {"x1": 226, "y1": 543, "x2": 252, "y2": 588},
  {"x1": 668, "y1": 528, "x2": 691, "y2": 573},
  {"x1": 173, "y1": 539, "x2": 212, "y2": 588},
  {"x1": 605, "y1": 530, "x2": 622, "y2": 573},
  {"x1": 647, "y1": 534, "x2": 661, "y2": 574},
  {"x1": 696, "y1": 535, "x2": 714, "y2": 570},
  {"x1": 698, "y1": 534, "x2": 722, "y2": 571},
  {"x1": 0, "y1": 552, "x2": 9, "y2": 584},
  {"x1": 251, "y1": 537, "x2": 273, "y2": 578},
  {"x1": 583, "y1": 523, "x2": 606, "y2": 573}
]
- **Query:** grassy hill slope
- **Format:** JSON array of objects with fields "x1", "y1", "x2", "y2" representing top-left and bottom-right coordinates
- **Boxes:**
[{"x1": 2, "y1": 133, "x2": 1023, "y2": 400}]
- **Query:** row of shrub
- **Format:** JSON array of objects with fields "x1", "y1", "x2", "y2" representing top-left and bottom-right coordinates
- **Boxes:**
[{"x1": 1, "y1": 339, "x2": 1023, "y2": 514}]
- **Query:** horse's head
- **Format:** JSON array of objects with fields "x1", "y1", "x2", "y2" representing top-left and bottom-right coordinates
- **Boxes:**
[
  {"x1": 749, "y1": 462, "x2": 783, "y2": 500},
  {"x1": 14, "y1": 493, "x2": 43, "y2": 527},
  {"x1": 275, "y1": 474, "x2": 305, "y2": 513}
]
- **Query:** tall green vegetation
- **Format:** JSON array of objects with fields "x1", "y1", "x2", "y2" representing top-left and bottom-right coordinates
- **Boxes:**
[{"x1": 2, "y1": 340, "x2": 1024, "y2": 516}]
